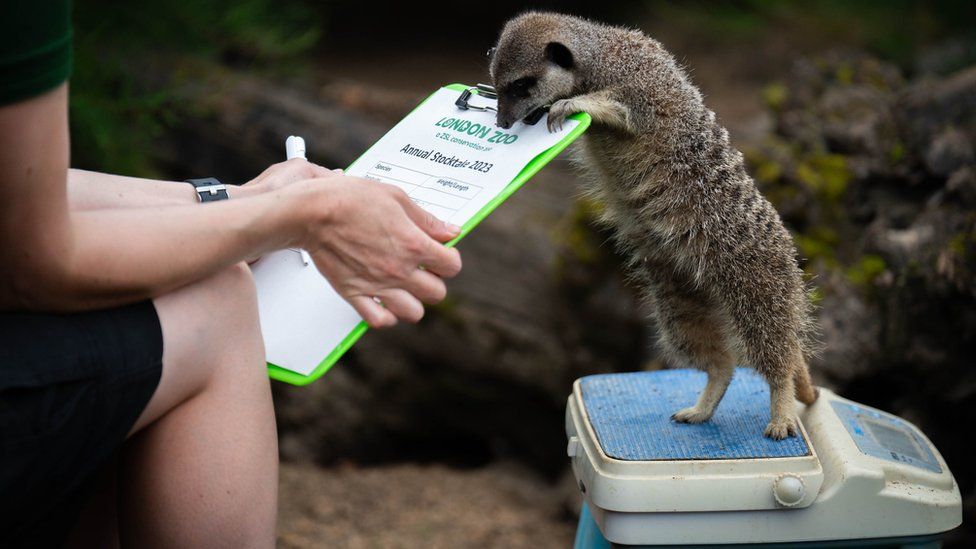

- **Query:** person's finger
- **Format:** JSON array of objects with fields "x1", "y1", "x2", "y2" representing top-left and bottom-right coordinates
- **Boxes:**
[
  {"x1": 374, "y1": 289, "x2": 425, "y2": 323},
  {"x1": 403, "y1": 269, "x2": 448, "y2": 304},
  {"x1": 307, "y1": 163, "x2": 338, "y2": 178},
  {"x1": 418, "y1": 243, "x2": 462, "y2": 279},
  {"x1": 284, "y1": 158, "x2": 329, "y2": 179},
  {"x1": 398, "y1": 195, "x2": 461, "y2": 242},
  {"x1": 348, "y1": 295, "x2": 397, "y2": 328}
]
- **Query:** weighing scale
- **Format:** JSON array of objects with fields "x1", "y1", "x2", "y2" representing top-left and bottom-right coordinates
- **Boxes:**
[{"x1": 566, "y1": 369, "x2": 962, "y2": 548}]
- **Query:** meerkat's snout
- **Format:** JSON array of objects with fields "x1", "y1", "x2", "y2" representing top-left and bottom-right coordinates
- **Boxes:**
[
  {"x1": 493, "y1": 77, "x2": 542, "y2": 130},
  {"x1": 495, "y1": 110, "x2": 515, "y2": 130},
  {"x1": 495, "y1": 103, "x2": 536, "y2": 129}
]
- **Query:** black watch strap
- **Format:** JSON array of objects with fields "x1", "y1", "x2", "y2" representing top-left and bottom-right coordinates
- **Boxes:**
[{"x1": 185, "y1": 177, "x2": 229, "y2": 203}]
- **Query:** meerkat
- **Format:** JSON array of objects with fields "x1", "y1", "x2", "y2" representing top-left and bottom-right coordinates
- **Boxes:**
[{"x1": 488, "y1": 12, "x2": 819, "y2": 439}]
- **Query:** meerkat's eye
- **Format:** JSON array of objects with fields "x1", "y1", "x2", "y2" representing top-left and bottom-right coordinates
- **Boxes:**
[
  {"x1": 486, "y1": 47, "x2": 496, "y2": 60},
  {"x1": 507, "y1": 77, "x2": 536, "y2": 99}
]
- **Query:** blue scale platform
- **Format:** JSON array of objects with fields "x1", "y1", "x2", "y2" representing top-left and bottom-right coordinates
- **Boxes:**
[{"x1": 579, "y1": 368, "x2": 809, "y2": 461}]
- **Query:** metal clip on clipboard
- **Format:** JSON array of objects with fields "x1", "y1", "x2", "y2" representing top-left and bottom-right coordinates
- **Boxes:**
[
  {"x1": 454, "y1": 83, "x2": 498, "y2": 113},
  {"x1": 454, "y1": 83, "x2": 548, "y2": 126}
]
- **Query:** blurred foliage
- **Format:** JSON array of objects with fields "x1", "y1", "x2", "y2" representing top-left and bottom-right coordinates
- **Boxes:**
[
  {"x1": 643, "y1": 0, "x2": 976, "y2": 69},
  {"x1": 846, "y1": 255, "x2": 887, "y2": 287},
  {"x1": 795, "y1": 153, "x2": 850, "y2": 204},
  {"x1": 70, "y1": 0, "x2": 326, "y2": 175}
]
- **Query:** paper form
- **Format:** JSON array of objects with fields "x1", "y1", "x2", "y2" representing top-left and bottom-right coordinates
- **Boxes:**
[{"x1": 252, "y1": 87, "x2": 579, "y2": 376}]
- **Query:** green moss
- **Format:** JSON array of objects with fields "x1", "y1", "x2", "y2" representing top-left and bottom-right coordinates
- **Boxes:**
[
  {"x1": 762, "y1": 83, "x2": 788, "y2": 111},
  {"x1": 795, "y1": 226, "x2": 840, "y2": 269},
  {"x1": 846, "y1": 255, "x2": 887, "y2": 286},
  {"x1": 755, "y1": 157, "x2": 784, "y2": 184},
  {"x1": 553, "y1": 197, "x2": 607, "y2": 267},
  {"x1": 948, "y1": 234, "x2": 965, "y2": 255},
  {"x1": 888, "y1": 142, "x2": 906, "y2": 163},
  {"x1": 948, "y1": 232, "x2": 971, "y2": 256},
  {"x1": 835, "y1": 64, "x2": 855, "y2": 85},
  {"x1": 795, "y1": 153, "x2": 851, "y2": 202}
]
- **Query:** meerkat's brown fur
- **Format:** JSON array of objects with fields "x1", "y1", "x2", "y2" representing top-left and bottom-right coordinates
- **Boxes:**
[{"x1": 490, "y1": 12, "x2": 819, "y2": 439}]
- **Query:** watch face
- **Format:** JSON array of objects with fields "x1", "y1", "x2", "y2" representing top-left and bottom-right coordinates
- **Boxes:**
[{"x1": 199, "y1": 188, "x2": 229, "y2": 202}]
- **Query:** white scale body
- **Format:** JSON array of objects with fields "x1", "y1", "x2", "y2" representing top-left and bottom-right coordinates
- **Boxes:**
[{"x1": 565, "y1": 370, "x2": 962, "y2": 547}]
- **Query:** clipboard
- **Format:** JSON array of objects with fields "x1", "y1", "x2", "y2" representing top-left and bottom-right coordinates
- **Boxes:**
[{"x1": 263, "y1": 83, "x2": 591, "y2": 385}]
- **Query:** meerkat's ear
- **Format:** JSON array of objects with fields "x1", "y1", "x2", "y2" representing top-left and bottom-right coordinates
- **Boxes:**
[{"x1": 544, "y1": 42, "x2": 573, "y2": 70}]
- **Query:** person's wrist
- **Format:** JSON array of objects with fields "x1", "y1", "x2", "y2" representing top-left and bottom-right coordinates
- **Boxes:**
[
  {"x1": 228, "y1": 183, "x2": 261, "y2": 200},
  {"x1": 287, "y1": 179, "x2": 337, "y2": 249}
]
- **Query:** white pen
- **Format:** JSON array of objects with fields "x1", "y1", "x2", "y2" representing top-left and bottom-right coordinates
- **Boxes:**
[{"x1": 285, "y1": 135, "x2": 313, "y2": 266}]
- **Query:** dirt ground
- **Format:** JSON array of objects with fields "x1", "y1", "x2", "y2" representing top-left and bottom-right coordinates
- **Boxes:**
[{"x1": 277, "y1": 461, "x2": 576, "y2": 549}]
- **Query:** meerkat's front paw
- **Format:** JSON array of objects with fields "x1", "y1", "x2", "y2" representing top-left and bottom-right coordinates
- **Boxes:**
[
  {"x1": 763, "y1": 416, "x2": 799, "y2": 440},
  {"x1": 546, "y1": 99, "x2": 577, "y2": 133},
  {"x1": 671, "y1": 406, "x2": 713, "y2": 424}
]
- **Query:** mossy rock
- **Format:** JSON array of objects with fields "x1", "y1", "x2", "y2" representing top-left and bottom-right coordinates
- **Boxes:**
[{"x1": 795, "y1": 153, "x2": 851, "y2": 203}]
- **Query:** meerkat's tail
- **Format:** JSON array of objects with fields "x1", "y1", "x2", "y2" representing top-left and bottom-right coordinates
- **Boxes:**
[{"x1": 794, "y1": 362, "x2": 819, "y2": 405}]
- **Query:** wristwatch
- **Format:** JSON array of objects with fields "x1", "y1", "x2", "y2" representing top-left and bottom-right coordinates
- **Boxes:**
[{"x1": 185, "y1": 177, "x2": 229, "y2": 203}]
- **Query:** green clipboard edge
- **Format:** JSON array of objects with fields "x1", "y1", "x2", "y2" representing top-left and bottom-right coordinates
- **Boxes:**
[{"x1": 267, "y1": 83, "x2": 592, "y2": 386}]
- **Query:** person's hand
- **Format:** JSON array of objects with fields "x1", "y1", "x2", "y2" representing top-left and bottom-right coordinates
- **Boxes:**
[
  {"x1": 237, "y1": 159, "x2": 344, "y2": 264},
  {"x1": 238, "y1": 158, "x2": 342, "y2": 197},
  {"x1": 293, "y1": 176, "x2": 462, "y2": 327}
]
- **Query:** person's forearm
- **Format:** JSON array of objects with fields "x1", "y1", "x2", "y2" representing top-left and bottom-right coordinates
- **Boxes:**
[
  {"x1": 0, "y1": 85, "x2": 319, "y2": 312},
  {"x1": 14, "y1": 188, "x2": 317, "y2": 311},
  {"x1": 68, "y1": 169, "x2": 258, "y2": 210}
]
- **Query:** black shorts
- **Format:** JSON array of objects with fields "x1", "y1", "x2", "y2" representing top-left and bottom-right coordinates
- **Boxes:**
[{"x1": 0, "y1": 300, "x2": 163, "y2": 548}]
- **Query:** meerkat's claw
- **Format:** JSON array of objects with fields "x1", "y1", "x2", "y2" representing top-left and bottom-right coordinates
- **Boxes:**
[
  {"x1": 671, "y1": 406, "x2": 713, "y2": 424},
  {"x1": 546, "y1": 99, "x2": 575, "y2": 132},
  {"x1": 763, "y1": 416, "x2": 799, "y2": 440}
]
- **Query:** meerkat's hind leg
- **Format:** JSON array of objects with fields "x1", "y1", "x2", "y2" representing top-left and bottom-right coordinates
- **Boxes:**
[
  {"x1": 671, "y1": 362, "x2": 735, "y2": 424},
  {"x1": 764, "y1": 374, "x2": 799, "y2": 440},
  {"x1": 650, "y1": 281, "x2": 736, "y2": 425},
  {"x1": 764, "y1": 357, "x2": 817, "y2": 439},
  {"x1": 756, "y1": 346, "x2": 807, "y2": 439}
]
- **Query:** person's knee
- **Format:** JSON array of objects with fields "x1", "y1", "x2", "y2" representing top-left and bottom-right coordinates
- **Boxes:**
[
  {"x1": 199, "y1": 262, "x2": 265, "y2": 374},
  {"x1": 208, "y1": 262, "x2": 259, "y2": 318},
  {"x1": 146, "y1": 263, "x2": 265, "y2": 416}
]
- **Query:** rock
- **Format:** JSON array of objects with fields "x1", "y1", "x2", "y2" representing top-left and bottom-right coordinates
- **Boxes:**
[
  {"x1": 897, "y1": 64, "x2": 976, "y2": 165},
  {"x1": 946, "y1": 165, "x2": 976, "y2": 202},
  {"x1": 814, "y1": 273, "x2": 881, "y2": 384},
  {"x1": 925, "y1": 127, "x2": 974, "y2": 176},
  {"x1": 748, "y1": 52, "x2": 976, "y2": 546}
]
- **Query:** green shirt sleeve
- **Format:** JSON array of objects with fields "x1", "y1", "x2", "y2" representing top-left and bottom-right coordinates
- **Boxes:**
[{"x1": 0, "y1": 1, "x2": 72, "y2": 106}]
